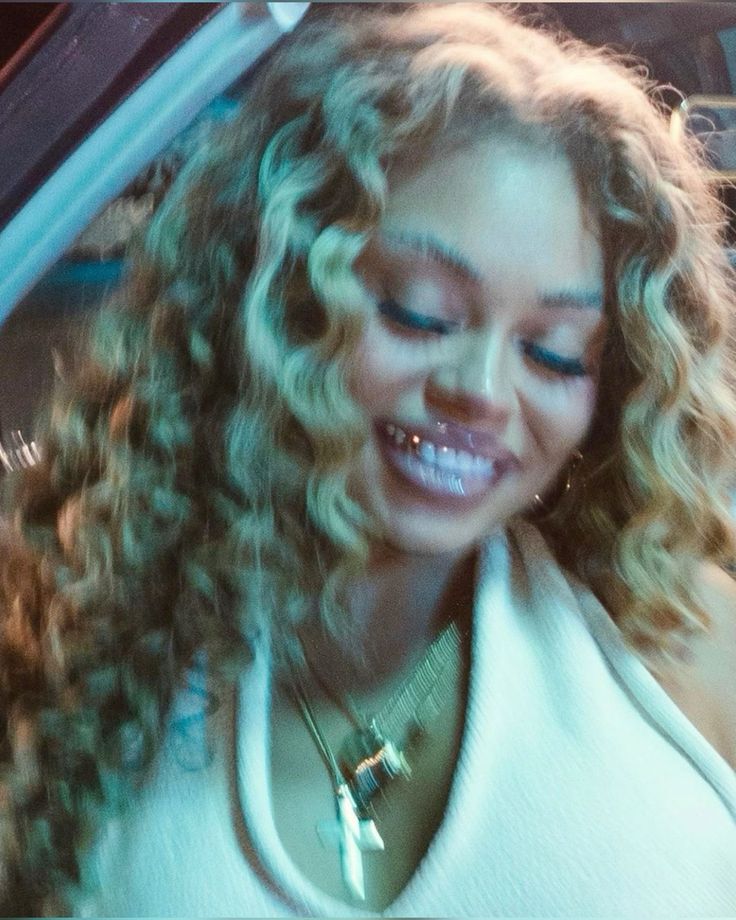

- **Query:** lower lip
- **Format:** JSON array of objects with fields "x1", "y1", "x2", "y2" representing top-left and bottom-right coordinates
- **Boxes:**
[{"x1": 376, "y1": 427, "x2": 507, "y2": 507}]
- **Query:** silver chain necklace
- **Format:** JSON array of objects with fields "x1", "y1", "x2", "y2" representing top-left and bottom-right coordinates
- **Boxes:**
[{"x1": 289, "y1": 620, "x2": 463, "y2": 901}]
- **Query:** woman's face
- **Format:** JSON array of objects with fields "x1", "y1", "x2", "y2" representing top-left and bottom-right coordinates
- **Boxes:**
[{"x1": 349, "y1": 136, "x2": 607, "y2": 557}]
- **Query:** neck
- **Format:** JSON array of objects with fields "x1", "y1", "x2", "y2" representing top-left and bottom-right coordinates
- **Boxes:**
[{"x1": 297, "y1": 547, "x2": 476, "y2": 699}]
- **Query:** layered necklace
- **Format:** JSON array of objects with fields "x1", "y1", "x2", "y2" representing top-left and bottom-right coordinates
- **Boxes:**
[{"x1": 288, "y1": 620, "x2": 463, "y2": 901}]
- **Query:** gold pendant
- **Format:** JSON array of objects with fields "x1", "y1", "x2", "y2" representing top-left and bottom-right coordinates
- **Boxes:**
[{"x1": 339, "y1": 722, "x2": 412, "y2": 813}]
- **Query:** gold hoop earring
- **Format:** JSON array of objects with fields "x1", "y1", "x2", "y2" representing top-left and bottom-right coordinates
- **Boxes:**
[{"x1": 533, "y1": 449, "x2": 583, "y2": 515}]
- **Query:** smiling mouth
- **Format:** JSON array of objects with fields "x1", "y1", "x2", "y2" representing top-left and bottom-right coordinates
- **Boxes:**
[{"x1": 377, "y1": 421, "x2": 510, "y2": 500}]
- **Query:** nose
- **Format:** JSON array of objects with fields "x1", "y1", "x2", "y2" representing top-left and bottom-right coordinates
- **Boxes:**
[{"x1": 425, "y1": 329, "x2": 512, "y2": 428}]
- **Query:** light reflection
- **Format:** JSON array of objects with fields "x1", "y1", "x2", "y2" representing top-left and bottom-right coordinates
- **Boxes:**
[{"x1": 0, "y1": 429, "x2": 41, "y2": 473}]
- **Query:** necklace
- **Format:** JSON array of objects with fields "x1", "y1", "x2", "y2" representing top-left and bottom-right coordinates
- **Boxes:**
[
  {"x1": 289, "y1": 619, "x2": 463, "y2": 901},
  {"x1": 290, "y1": 676, "x2": 385, "y2": 902},
  {"x1": 336, "y1": 620, "x2": 462, "y2": 814}
]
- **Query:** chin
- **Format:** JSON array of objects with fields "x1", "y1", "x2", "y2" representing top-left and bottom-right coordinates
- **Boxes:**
[
  {"x1": 381, "y1": 528, "x2": 487, "y2": 559},
  {"x1": 369, "y1": 496, "x2": 510, "y2": 558},
  {"x1": 352, "y1": 445, "x2": 524, "y2": 558}
]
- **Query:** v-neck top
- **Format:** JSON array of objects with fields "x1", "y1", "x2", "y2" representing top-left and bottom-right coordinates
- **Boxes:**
[{"x1": 76, "y1": 520, "x2": 736, "y2": 917}]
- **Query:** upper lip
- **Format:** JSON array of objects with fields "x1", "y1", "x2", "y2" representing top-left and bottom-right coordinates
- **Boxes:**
[{"x1": 378, "y1": 417, "x2": 520, "y2": 468}]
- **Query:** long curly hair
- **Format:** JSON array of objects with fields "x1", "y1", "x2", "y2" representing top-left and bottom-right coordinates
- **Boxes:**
[{"x1": 1, "y1": 3, "x2": 735, "y2": 912}]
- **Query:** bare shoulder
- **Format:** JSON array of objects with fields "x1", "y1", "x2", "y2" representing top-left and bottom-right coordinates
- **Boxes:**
[
  {"x1": 692, "y1": 561, "x2": 736, "y2": 654},
  {"x1": 692, "y1": 561, "x2": 736, "y2": 707},
  {"x1": 660, "y1": 562, "x2": 736, "y2": 769}
]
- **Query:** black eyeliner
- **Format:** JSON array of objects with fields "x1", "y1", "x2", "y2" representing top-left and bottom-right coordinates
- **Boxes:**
[
  {"x1": 378, "y1": 298, "x2": 457, "y2": 335},
  {"x1": 524, "y1": 342, "x2": 587, "y2": 377}
]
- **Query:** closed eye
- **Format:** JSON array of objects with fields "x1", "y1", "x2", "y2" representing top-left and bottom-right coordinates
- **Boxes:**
[
  {"x1": 523, "y1": 342, "x2": 588, "y2": 378},
  {"x1": 378, "y1": 299, "x2": 460, "y2": 335}
]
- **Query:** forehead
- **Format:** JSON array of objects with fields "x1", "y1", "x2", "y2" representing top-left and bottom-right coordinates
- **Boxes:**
[{"x1": 379, "y1": 136, "x2": 604, "y2": 304}]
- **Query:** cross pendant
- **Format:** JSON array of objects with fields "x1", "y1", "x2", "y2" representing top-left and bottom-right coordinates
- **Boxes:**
[{"x1": 317, "y1": 782, "x2": 384, "y2": 901}]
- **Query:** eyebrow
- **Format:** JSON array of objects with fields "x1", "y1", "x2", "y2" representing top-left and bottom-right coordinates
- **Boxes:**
[
  {"x1": 381, "y1": 229, "x2": 484, "y2": 284},
  {"x1": 380, "y1": 229, "x2": 603, "y2": 311},
  {"x1": 539, "y1": 290, "x2": 604, "y2": 311}
]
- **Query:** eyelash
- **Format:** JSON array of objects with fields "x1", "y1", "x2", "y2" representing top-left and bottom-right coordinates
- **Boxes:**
[
  {"x1": 378, "y1": 298, "x2": 459, "y2": 335},
  {"x1": 522, "y1": 343, "x2": 587, "y2": 378},
  {"x1": 377, "y1": 298, "x2": 589, "y2": 378}
]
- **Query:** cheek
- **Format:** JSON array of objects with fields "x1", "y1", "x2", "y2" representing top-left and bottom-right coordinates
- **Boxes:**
[
  {"x1": 348, "y1": 324, "x2": 431, "y2": 412},
  {"x1": 349, "y1": 338, "x2": 400, "y2": 413},
  {"x1": 522, "y1": 377, "x2": 598, "y2": 454}
]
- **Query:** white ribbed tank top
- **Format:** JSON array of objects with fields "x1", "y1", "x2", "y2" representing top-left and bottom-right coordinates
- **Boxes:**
[{"x1": 77, "y1": 520, "x2": 736, "y2": 917}]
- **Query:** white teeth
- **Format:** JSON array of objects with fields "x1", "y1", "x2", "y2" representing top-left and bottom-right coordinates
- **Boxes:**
[
  {"x1": 418, "y1": 441, "x2": 436, "y2": 463},
  {"x1": 455, "y1": 450, "x2": 476, "y2": 472},
  {"x1": 385, "y1": 422, "x2": 408, "y2": 447},
  {"x1": 434, "y1": 445, "x2": 456, "y2": 470},
  {"x1": 384, "y1": 423, "x2": 495, "y2": 477},
  {"x1": 474, "y1": 454, "x2": 495, "y2": 474}
]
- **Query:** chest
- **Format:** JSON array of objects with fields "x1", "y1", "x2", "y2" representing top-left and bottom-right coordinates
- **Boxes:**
[
  {"x1": 639, "y1": 621, "x2": 736, "y2": 772},
  {"x1": 268, "y1": 671, "x2": 467, "y2": 912},
  {"x1": 79, "y1": 659, "x2": 736, "y2": 919},
  {"x1": 649, "y1": 669, "x2": 736, "y2": 770}
]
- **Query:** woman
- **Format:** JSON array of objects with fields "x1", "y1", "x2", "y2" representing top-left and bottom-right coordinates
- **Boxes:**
[{"x1": 1, "y1": 3, "x2": 735, "y2": 915}]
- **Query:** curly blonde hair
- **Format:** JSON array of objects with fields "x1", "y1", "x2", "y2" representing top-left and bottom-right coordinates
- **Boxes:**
[{"x1": 1, "y1": 3, "x2": 735, "y2": 912}]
